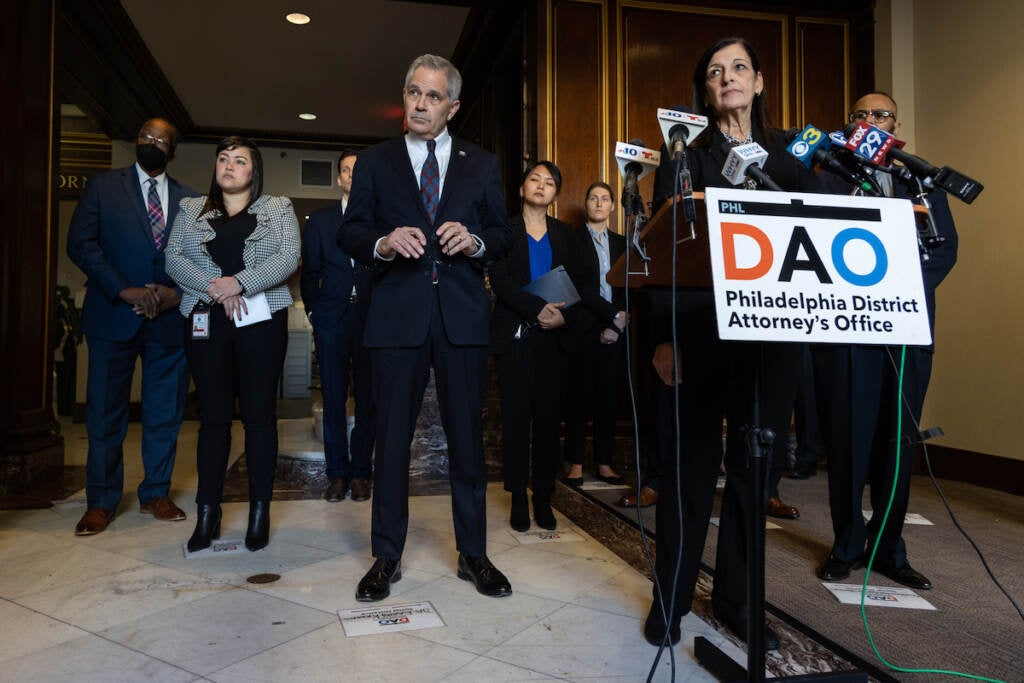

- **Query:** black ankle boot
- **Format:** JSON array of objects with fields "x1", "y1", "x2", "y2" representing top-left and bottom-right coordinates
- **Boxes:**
[
  {"x1": 187, "y1": 504, "x2": 221, "y2": 552},
  {"x1": 510, "y1": 491, "x2": 530, "y2": 532},
  {"x1": 245, "y1": 500, "x2": 270, "y2": 551},
  {"x1": 533, "y1": 493, "x2": 557, "y2": 530}
]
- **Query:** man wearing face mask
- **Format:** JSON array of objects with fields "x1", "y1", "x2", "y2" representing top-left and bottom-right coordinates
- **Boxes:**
[{"x1": 67, "y1": 118, "x2": 199, "y2": 535}]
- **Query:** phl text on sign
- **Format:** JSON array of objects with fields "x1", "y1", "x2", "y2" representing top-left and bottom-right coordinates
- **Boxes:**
[{"x1": 704, "y1": 187, "x2": 931, "y2": 345}]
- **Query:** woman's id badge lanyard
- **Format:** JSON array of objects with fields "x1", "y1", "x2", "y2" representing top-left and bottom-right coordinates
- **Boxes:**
[{"x1": 191, "y1": 303, "x2": 210, "y2": 340}]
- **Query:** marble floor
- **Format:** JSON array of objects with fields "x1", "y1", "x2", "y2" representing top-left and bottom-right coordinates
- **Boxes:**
[{"x1": 0, "y1": 420, "x2": 754, "y2": 683}]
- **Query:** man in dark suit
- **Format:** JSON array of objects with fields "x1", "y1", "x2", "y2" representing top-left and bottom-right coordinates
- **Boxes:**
[
  {"x1": 339, "y1": 54, "x2": 513, "y2": 601},
  {"x1": 301, "y1": 150, "x2": 375, "y2": 503},
  {"x1": 67, "y1": 118, "x2": 198, "y2": 535},
  {"x1": 816, "y1": 92, "x2": 958, "y2": 590}
]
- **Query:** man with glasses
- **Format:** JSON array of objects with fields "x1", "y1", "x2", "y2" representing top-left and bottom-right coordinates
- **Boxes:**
[
  {"x1": 67, "y1": 118, "x2": 198, "y2": 535},
  {"x1": 816, "y1": 92, "x2": 959, "y2": 590},
  {"x1": 339, "y1": 54, "x2": 514, "y2": 601}
]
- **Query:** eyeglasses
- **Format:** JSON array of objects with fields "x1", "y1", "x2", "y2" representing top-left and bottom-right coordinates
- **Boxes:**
[
  {"x1": 848, "y1": 109, "x2": 896, "y2": 123},
  {"x1": 404, "y1": 86, "x2": 446, "y2": 106},
  {"x1": 138, "y1": 133, "x2": 172, "y2": 149}
]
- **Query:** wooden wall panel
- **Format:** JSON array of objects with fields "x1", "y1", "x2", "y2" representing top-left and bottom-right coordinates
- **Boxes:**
[
  {"x1": 796, "y1": 20, "x2": 848, "y2": 134},
  {"x1": 551, "y1": 1, "x2": 604, "y2": 227}
]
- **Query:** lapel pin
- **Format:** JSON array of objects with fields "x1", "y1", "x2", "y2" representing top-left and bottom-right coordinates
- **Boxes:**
[{"x1": 458, "y1": 150, "x2": 467, "y2": 157}]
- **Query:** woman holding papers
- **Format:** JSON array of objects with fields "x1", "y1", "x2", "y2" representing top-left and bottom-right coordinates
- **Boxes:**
[
  {"x1": 642, "y1": 37, "x2": 820, "y2": 650},
  {"x1": 165, "y1": 136, "x2": 300, "y2": 552},
  {"x1": 563, "y1": 181, "x2": 628, "y2": 489},
  {"x1": 490, "y1": 160, "x2": 583, "y2": 532}
]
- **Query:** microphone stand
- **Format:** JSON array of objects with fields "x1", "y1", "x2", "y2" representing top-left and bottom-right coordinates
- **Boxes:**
[
  {"x1": 687, "y1": 188, "x2": 868, "y2": 681},
  {"x1": 624, "y1": 182, "x2": 650, "y2": 276}
]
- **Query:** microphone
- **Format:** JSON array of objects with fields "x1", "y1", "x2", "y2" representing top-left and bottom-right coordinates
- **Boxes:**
[
  {"x1": 615, "y1": 139, "x2": 661, "y2": 213},
  {"x1": 720, "y1": 141, "x2": 783, "y2": 191},
  {"x1": 657, "y1": 107, "x2": 709, "y2": 161},
  {"x1": 844, "y1": 121, "x2": 984, "y2": 203},
  {"x1": 785, "y1": 125, "x2": 880, "y2": 195}
]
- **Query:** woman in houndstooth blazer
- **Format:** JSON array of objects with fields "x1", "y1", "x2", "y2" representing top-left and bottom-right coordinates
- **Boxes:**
[{"x1": 165, "y1": 136, "x2": 300, "y2": 553}]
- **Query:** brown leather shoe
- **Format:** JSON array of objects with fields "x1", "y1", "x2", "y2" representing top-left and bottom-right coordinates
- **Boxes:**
[
  {"x1": 75, "y1": 508, "x2": 114, "y2": 535},
  {"x1": 349, "y1": 478, "x2": 371, "y2": 502},
  {"x1": 324, "y1": 478, "x2": 348, "y2": 502},
  {"x1": 767, "y1": 496, "x2": 800, "y2": 519},
  {"x1": 140, "y1": 497, "x2": 187, "y2": 521},
  {"x1": 616, "y1": 486, "x2": 658, "y2": 508}
]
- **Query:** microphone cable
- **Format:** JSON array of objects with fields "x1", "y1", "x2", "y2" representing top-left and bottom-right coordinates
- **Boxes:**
[
  {"x1": 857, "y1": 346, "x2": 1013, "y2": 682},
  {"x1": 641, "y1": 155, "x2": 686, "y2": 682}
]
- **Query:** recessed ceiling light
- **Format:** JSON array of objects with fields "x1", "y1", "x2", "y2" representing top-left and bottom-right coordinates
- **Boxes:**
[
  {"x1": 298, "y1": 113, "x2": 317, "y2": 121},
  {"x1": 286, "y1": 13, "x2": 311, "y2": 25}
]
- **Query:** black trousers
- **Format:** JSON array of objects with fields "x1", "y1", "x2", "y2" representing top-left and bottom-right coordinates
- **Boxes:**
[
  {"x1": 370, "y1": 294, "x2": 489, "y2": 559},
  {"x1": 815, "y1": 344, "x2": 931, "y2": 568},
  {"x1": 565, "y1": 332, "x2": 626, "y2": 467},
  {"x1": 185, "y1": 307, "x2": 289, "y2": 505},
  {"x1": 495, "y1": 328, "x2": 566, "y2": 497},
  {"x1": 313, "y1": 308, "x2": 374, "y2": 481},
  {"x1": 653, "y1": 301, "x2": 803, "y2": 624}
]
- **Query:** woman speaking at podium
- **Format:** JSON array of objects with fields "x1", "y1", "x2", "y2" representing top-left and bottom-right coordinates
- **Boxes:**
[{"x1": 643, "y1": 37, "x2": 819, "y2": 651}]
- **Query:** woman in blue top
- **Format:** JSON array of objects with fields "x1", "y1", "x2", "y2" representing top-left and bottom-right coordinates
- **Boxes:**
[{"x1": 489, "y1": 161, "x2": 584, "y2": 532}]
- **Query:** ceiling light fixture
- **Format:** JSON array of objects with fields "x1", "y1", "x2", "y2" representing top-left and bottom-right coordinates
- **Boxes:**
[
  {"x1": 285, "y1": 13, "x2": 311, "y2": 25},
  {"x1": 298, "y1": 113, "x2": 317, "y2": 121}
]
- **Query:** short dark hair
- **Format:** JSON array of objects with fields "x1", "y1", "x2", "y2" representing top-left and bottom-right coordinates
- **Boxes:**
[
  {"x1": 585, "y1": 181, "x2": 615, "y2": 203},
  {"x1": 691, "y1": 37, "x2": 771, "y2": 147},
  {"x1": 202, "y1": 136, "x2": 263, "y2": 215},
  {"x1": 337, "y1": 149, "x2": 359, "y2": 174},
  {"x1": 137, "y1": 118, "x2": 179, "y2": 150},
  {"x1": 520, "y1": 160, "x2": 562, "y2": 193},
  {"x1": 854, "y1": 91, "x2": 898, "y2": 115}
]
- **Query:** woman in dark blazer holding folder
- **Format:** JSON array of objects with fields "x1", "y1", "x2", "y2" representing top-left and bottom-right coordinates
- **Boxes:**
[{"x1": 490, "y1": 161, "x2": 582, "y2": 532}]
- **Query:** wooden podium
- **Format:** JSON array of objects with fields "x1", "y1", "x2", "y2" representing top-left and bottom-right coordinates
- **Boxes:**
[{"x1": 607, "y1": 191, "x2": 711, "y2": 288}]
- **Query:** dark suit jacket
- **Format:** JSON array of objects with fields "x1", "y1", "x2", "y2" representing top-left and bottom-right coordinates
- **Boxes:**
[
  {"x1": 820, "y1": 172, "x2": 958, "y2": 336},
  {"x1": 67, "y1": 164, "x2": 197, "y2": 344},
  {"x1": 339, "y1": 135, "x2": 511, "y2": 347},
  {"x1": 574, "y1": 225, "x2": 626, "y2": 338},
  {"x1": 301, "y1": 202, "x2": 373, "y2": 328},
  {"x1": 489, "y1": 215, "x2": 584, "y2": 355}
]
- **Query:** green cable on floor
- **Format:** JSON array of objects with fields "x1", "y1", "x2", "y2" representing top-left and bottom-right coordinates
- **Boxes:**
[{"x1": 859, "y1": 345, "x2": 1006, "y2": 683}]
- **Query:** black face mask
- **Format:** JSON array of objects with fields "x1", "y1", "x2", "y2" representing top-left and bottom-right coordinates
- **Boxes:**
[{"x1": 136, "y1": 143, "x2": 168, "y2": 173}]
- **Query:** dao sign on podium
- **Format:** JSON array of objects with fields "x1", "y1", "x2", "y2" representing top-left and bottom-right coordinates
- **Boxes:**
[{"x1": 704, "y1": 187, "x2": 931, "y2": 345}]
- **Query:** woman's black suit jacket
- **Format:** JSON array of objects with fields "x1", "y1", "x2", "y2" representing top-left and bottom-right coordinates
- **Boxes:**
[{"x1": 489, "y1": 215, "x2": 585, "y2": 355}]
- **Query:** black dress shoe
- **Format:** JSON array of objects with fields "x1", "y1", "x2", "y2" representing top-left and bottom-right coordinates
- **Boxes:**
[
  {"x1": 457, "y1": 554, "x2": 512, "y2": 597},
  {"x1": 595, "y1": 472, "x2": 625, "y2": 485},
  {"x1": 245, "y1": 500, "x2": 270, "y2": 552},
  {"x1": 187, "y1": 504, "x2": 222, "y2": 552},
  {"x1": 818, "y1": 553, "x2": 864, "y2": 582},
  {"x1": 713, "y1": 606, "x2": 780, "y2": 651},
  {"x1": 643, "y1": 603, "x2": 681, "y2": 646},
  {"x1": 533, "y1": 493, "x2": 557, "y2": 531},
  {"x1": 877, "y1": 562, "x2": 932, "y2": 590},
  {"x1": 324, "y1": 478, "x2": 347, "y2": 503},
  {"x1": 510, "y1": 491, "x2": 530, "y2": 532},
  {"x1": 562, "y1": 475, "x2": 584, "y2": 488},
  {"x1": 356, "y1": 558, "x2": 402, "y2": 602},
  {"x1": 787, "y1": 461, "x2": 817, "y2": 479}
]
